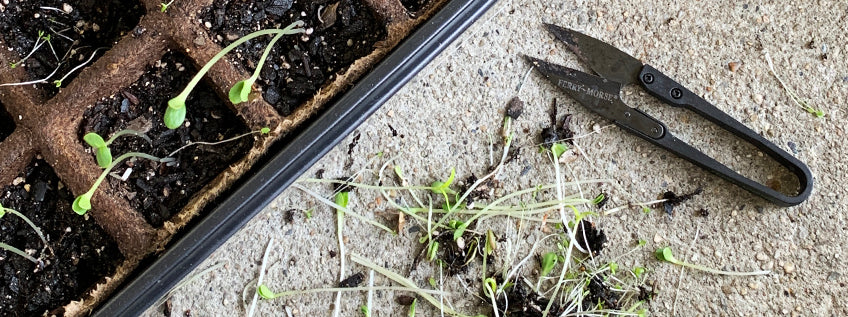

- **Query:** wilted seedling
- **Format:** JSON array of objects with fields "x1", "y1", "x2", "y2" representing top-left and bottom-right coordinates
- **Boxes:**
[
  {"x1": 165, "y1": 21, "x2": 306, "y2": 129},
  {"x1": 764, "y1": 51, "x2": 825, "y2": 117},
  {"x1": 655, "y1": 247, "x2": 770, "y2": 276},
  {"x1": 166, "y1": 127, "x2": 271, "y2": 158},
  {"x1": 83, "y1": 130, "x2": 151, "y2": 168},
  {"x1": 73, "y1": 152, "x2": 174, "y2": 215}
]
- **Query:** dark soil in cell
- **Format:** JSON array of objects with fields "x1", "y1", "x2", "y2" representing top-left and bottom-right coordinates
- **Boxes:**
[
  {"x1": 78, "y1": 51, "x2": 253, "y2": 227},
  {"x1": 0, "y1": 104, "x2": 14, "y2": 142},
  {"x1": 0, "y1": 0, "x2": 143, "y2": 98},
  {"x1": 0, "y1": 159, "x2": 122, "y2": 317},
  {"x1": 200, "y1": 0, "x2": 387, "y2": 116},
  {"x1": 400, "y1": 0, "x2": 430, "y2": 13}
]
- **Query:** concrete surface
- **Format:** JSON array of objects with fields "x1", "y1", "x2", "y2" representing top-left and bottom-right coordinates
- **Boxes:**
[{"x1": 143, "y1": 0, "x2": 848, "y2": 316}]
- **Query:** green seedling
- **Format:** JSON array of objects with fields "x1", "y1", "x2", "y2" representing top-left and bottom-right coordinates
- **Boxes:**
[
  {"x1": 83, "y1": 130, "x2": 152, "y2": 168},
  {"x1": 228, "y1": 31, "x2": 285, "y2": 105},
  {"x1": 160, "y1": 0, "x2": 174, "y2": 12},
  {"x1": 73, "y1": 152, "x2": 173, "y2": 215},
  {"x1": 360, "y1": 305, "x2": 370, "y2": 317},
  {"x1": 165, "y1": 21, "x2": 306, "y2": 129},
  {"x1": 655, "y1": 247, "x2": 770, "y2": 276}
]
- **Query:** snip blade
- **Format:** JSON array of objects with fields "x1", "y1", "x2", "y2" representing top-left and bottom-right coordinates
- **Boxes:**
[
  {"x1": 544, "y1": 24, "x2": 643, "y2": 86},
  {"x1": 524, "y1": 55, "x2": 664, "y2": 139}
]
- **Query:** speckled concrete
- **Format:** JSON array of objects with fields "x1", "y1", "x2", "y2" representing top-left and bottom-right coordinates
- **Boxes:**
[{"x1": 143, "y1": 1, "x2": 848, "y2": 316}]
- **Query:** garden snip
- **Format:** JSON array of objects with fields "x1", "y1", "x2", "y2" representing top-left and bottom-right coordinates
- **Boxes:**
[{"x1": 524, "y1": 23, "x2": 812, "y2": 206}]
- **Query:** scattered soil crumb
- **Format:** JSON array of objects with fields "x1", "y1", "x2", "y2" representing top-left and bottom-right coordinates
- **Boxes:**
[
  {"x1": 574, "y1": 219, "x2": 607, "y2": 256},
  {"x1": 658, "y1": 187, "x2": 703, "y2": 215},
  {"x1": 339, "y1": 272, "x2": 364, "y2": 287}
]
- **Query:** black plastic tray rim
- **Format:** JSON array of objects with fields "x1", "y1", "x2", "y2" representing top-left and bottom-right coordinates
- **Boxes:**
[{"x1": 94, "y1": 0, "x2": 497, "y2": 315}]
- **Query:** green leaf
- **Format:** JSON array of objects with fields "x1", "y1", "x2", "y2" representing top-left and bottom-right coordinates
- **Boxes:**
[
  {"x1": 335, "y1": 191, "x2": 349, "y2": 209},
  {"x1": 633, "y1": 267, "x2": 645, "y2": 279},
  {"x1": 94, "y1": 147, "x2": 113, "y2": 168},
  {"x1": 83, "y1": 133, "x2": 107, "y2": 148},
  {"x1": 0, "y1": 203, "x2": 6, "y2": 218},
  {"x1": 452, "y1": 223, "x2": 469, "y2": 241},
  {"x1": 655, "y1": 247, "x2": 676, "y2": 262},
  {"x1": 427, "y1": 241, "x2": 439, "y2": 261},
  {"x1": 430, "y1": 167, "x2": 456, "y2": 194},
  {"x1": 260, "y1": 127, "x2": 270, "y2": 134},
  {"x1": 551, "y1": 142, "x2": 567, "y2": 159},
  {"x1": 164, "y1": 103, "x2": 187, "y2": 129},
  {"x1": 408, "y1": 298, "x2": 417, "y2": 317},
  {"x1": 228, "y1": 79, "x2": 252, "y2": 104},
  {"x1": 637, "y1": 239, "x2": 647, "y2": 247},
  {"x1": 609, "y1": 261, "x2": 618, "y2": 275},
  {"x1": 360, "y1": 305, "x2": 370, "y2": 317},
  {"x1": 540, "y1": 252, "x2": 558, "y2": 276},
  {"x1": 72, "y1": 195, "x2": 91, "y2": 215},
  {"x1": 257, "y1": 284, "x2": 277, "y2": 299},
  {"x1": 484, "y1": 230, "x2": 497, "y2": 255}
]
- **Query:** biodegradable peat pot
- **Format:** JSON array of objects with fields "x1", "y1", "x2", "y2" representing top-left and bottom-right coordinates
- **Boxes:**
[{"x1": 0, "y1": 0, "x2": 495, "y2": 315}]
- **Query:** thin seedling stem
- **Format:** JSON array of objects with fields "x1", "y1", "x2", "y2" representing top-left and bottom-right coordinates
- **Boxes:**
[
  {"x1": 166, "y1": 129, "x2": 264, "y2": 158},
  {"x1": 0, "y1": 242, "x2": 42, "y2": 266},
  {"x1": 53, "y1": 48, "x2": 103, "y2": 86},
  {"x1": 247, "y1": 238, "x2": 274, "y2": 317}
]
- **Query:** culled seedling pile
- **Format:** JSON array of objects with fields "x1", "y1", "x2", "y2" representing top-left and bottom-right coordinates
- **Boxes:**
[
  {"x1": 0, "y1": 0, "x2": 448, "y2": 315},
  {"x1": 246, "y1": 94, "x2": 770, "y2": 316},
  {"x1": 250, "y1": 97, "x2": 656, "y2": 316}
]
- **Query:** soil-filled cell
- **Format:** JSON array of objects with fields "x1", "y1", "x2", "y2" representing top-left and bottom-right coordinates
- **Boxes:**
[
  {"x1": 79, "y1": 51, "x2": 253, "y2": 227},
  {"x1": 0, "y1": 158, "x2": 122, "y2": 316},
  {"x1": 200, "y1": 0, "x2": 387, "y2": 116},
  {"x1": 0, "y1": 103, "x2": 13, "y2": 142},
  {"x1": 0, "y1": 0, "x2": 144, "y2": 98}
]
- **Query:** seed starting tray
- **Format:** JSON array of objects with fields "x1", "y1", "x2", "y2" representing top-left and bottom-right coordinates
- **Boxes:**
[{"x1": 0, "y1": 0, "x2": 496, "y2": 315}]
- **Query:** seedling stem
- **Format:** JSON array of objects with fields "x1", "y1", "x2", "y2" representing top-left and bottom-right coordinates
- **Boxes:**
[
  {"x1": 73, "y1": 152, "x2": 172, "y2": 215},
  {"x1": 655, "y1": 247, "x2": 770, "y2": 276},
  {"x1": 166, "y1": 21, "x2": 305, "y2": 129}
]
